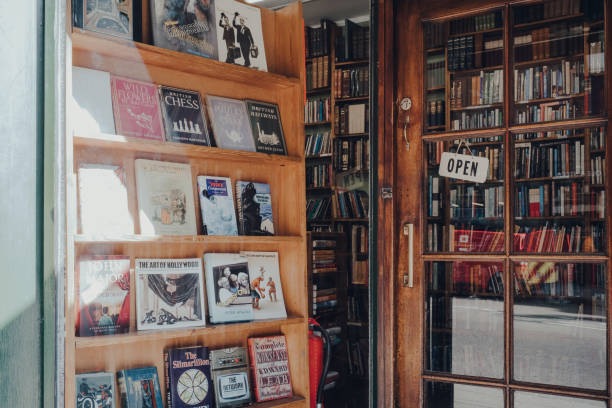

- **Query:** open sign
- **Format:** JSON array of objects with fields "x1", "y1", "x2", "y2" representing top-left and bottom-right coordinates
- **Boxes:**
[{"x1": 439, "y1": 152, "x2": 489, "y2": 183}]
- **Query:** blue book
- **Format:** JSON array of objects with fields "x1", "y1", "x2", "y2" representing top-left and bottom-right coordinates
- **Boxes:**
[
  {"x1": 117, "y1": 367, "x2": 163, "y2": 408},
  {"x1": 165, "y1": 346, "x2": 212, "y2": 408},
  {"x1": 235, "y1": 181, "x2": 275, "y2": 235},
  {"x1": 197, "y1": 176, "x2": 238, "y2": 236}
]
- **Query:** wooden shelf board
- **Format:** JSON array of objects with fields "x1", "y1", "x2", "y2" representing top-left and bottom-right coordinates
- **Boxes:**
[
  {"x1": 515, "y1": 175, "x2": 584, "y2": 182},
  {"x1": 514, "y1": 54, "x2": 584, "y2": 68},
  {"x1": 427, "y1": 86, "x2": 445, "y2": 92},
  {"x1": 334, "y1": 59, "x2": 369, "y2": 67},
  {"x1": 335, "y1": 133, "x2": 369, "y2": 138},
  {"x1": 514, "y1": 93, "x2": 585, "y2": 105},
  {"x1": 334, "y1": 218, "x2": 369, "y2": 223},
  {"x1": 462, "y1": 140, "x2": 503, "y2": 146},
  {"x1": 74, "y1": 234, "x2": 303, "y2": 245},
  {"x1": 513, "y1": 13, "x2": 584, "y2": 29},
  {"x1": 513, "y1": 134, "x2": 585, "y2": 143},
  {"x1": 449, "y1": 65, "x2": 503, "y2": 75},
  {"x1": 508, "y1": 117, "x2": 608, "y2": 134},
  {"x1": 422, "y1": 127, "x2": 504, "y2": 140},
  {"x1": 450, "y1": 103, "x2": 503, "y2": 111},
  {"x1": 591, "y1": 184, "x2": 606, "y2": 188},
  {"x1": 449, "y1": 26, "x2": 503, "y2": 38},
  {"x1": 514, "y1": 216, "x2": 585, "y2": 221},
  {"x1": 425, "y1": 47, "x2": 445, "y2": 53},
  {"x1": 254, "y1": 396, "x2": 307, "y2": 408},
  {"x1": 307, "y1": 87, "x2": 331, "y2": 95},
  {"x1": 590, "y1": 149, "x2": 605, "y2": 153},
  {"x1": 305, "y1": 155, "x2": 333, "y2": 160},
  {"x1": 335, "y1": 96, "x2": 369, "y2": 103},
  {"x1": 304, "y1": 121, "x2": 332, "y2": 127}
]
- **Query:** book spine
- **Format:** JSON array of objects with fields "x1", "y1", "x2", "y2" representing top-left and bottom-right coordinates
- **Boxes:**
[
  {"x1": 247, "y1": 339, "x2": 262, "y2": 402},
  {"x1": 117, "y1": 370, "x2": 129, "y2": 408},
  {"x1": 164, "y1": 351, "x2": 172, "y2": 408}
]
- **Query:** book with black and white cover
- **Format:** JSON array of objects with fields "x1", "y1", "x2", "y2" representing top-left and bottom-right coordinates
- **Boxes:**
[
  {"x1": 215, "y1": 0, "x2": 268, "y2": 71},
  {"x1": 245, "y1": 100, "x2": 287, "y2": 155},
  {"x1": 75, "y1": 372, "x2": 116, "y2": 408},
  {"x1": 71, "y1": 67, "x2": 116, "y2": 137},
  {"x1": 135, "y1": 258, "x2": 206, "y2": 330},
  {"x1": 197, "y1": 176, "x2": 238, "y2": 236},
  {"x1": 205, "y1": 95, "x2": 255, "y2": 152},
  {"x1": 203, "y1": 253, "x2": 253, "y2": 323},
  {"x1": 158, "y1": 85, "x2": 211, "y2": 146},
  {"x1": 241, "y1": 251, "x2": 286, "y2": 320},
  {"x1": 235, "y1": 181, "x2": 274, "y2": 235},
  {"x1": 73, "y1": 0, "x2": 133, "y2": 40},
  {"x1": 134, "y1": 159, "x2": 197, "y2": 236}
]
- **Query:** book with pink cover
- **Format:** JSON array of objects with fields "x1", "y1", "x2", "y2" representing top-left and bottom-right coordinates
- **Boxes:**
[{"x1": 111, "y1": 76, "x2": 164, "y2": 140}]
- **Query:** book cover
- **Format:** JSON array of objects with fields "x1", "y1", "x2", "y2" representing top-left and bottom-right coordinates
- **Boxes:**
[
  {"x1": 241, "y1": 251, "x2": 287, "y2": 320},
  {"x1": 111, "y1": 76, "x2": 165, "y2": 141},
  {"x1": 77, "y1": 255, "x2": 130, "y2": 337},
  {"x1": 210, "y1": 347, "x2": 252, "y2": 408},
  {"x1": 244, "y1": 100, "x2": 287, "y2": 155},
  {"x1": 235, "y1": 181, "x2": 274, "y2": 236},
  {"x1": 78, "y1": 164, "x2": 133, "y2": 236},
  {"x1": 76, "y1": 372, "x2": 116, "y2": 408},
  {"x1": 205, "y1": 95, "x2": 255, "y2": 152},
  {"x1": 135, "y1": 258, "x2": 206, "y2": 330},
  {"x1": 214, "y1": 0, "x2": 268, "y2": 71},
  {"x1": 159, "y1": 85, "x2": 211, "y2": 146},
  {"x1": 82, "y1": 0, "x2": 133, "y2": 39},
  {"x1": 197, "y1": 176, "x2": 238, "y2": 236},
  {"x1": 165, "y1": 346, "x2": 212, "y2": 408},
  {"x1": 72, "y1": 67, "x2": 116, "y2": 136},
  {"x1": 134, "y1": 159, "x2": 197, "y2": 235},
  {"x1": 149, "y1": 0, "x2": 218, "y2": 60},
  {"x1": 247, "y1": 335, "x2": 293, "y2": 402},
  {"x1": 203, "y1": 253, "x2": 253, "y2": 323},
  {"x1": 117, "y1": 367, "x2": 164, "y2": 408}
]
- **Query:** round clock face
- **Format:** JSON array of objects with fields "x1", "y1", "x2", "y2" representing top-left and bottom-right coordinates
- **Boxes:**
[
  {"x1": 399, "y1": 97, "x2": 412, "y2": 111},
  {"x1": 177, "y1": 369, "x2": 209, "y2": 405}
]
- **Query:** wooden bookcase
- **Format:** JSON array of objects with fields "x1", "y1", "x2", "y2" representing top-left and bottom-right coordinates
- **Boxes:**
[{"x1": 63, "y1": 2, "x2": 309, "y2": 407}]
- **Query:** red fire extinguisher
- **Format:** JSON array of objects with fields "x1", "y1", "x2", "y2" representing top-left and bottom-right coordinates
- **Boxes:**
[{"x1": 309, "y1": 318, "x2": 331, "y2": 408}]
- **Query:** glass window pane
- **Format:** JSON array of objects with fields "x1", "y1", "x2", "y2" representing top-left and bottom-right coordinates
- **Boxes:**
[
  {"x1": 425, "y1": 381, "x2": 504, "y2": 408},
  {"x1": 426, "y1": 261, "x2": 504, "y2": 378},
  {"x1": 514, "y1": 391, "x2": 606, "y2": 408},
  {"x1": 513, "y1": 262, "x2": 607, "y2": 390}
]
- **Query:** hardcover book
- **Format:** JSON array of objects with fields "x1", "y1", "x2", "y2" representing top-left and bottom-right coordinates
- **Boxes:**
[
  {"x1": 203, "y1": 253, "x2": 253, "y2": 323},
  {"x1": 164, "y1": 346, "x2": 212, "y2": 408},
  {"x1": 77, "y1": 255, "x2": 130, "y2": 337},
  {"x1": 134, "y1": 159, "x2": 197, "y2": 235},
  {"x1": 73, "y1": 0, "x2": 133, "y2": 39},
  {"x1": 205, "y1": 95, "x2": 255, "y2": 152},
  {"x1": 150, "y1": 0, "x2": 218, "y2": 60},
  {"x1": 247, "y1": 335, "x2": 293, "y2": 402},
  {"x1": 210, "y1": 347, "x2": 251, "y2": 408},
  {"x1": 197, "y1": 176, "x2": 238, "y2": 236},
  {"x1": 159, "y1": 85, "x2": 211, "y2": 146},
  {"x1": 214, "y1": 0, "x2": 268, "y2": 71},
  {"x1": 235, "y1": 181, "x2": 274, "y2": 235},
  {"x1": 241, "y1": 251, "x2": 286, "y2": 320},
  {"x1": 72, "y1": 67, "x2": 116, "y2": 136},
  {"x1": 117, "y1": 367, "x2": 164, "y2": 408},
  {"x1": 111, "y1": 76, "x2": 165, "y2": 141},
  {"x1": 135, "y1": 258, "x2": 206, "y2": 330},
  {"x1": 76, "y1": 372, "x2": 116, "y2": 408},
  {"x1": 245, "y1": 100, "x2": 287, "y2": 155}
]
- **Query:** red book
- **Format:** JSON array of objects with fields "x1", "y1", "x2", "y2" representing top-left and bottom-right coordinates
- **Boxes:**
[
  {"x1": 111, "y1": 75, "x2": 164, "y2": 140},
  {"x1": 248, "y1": 335, "x2": 293, "y2": 402}
]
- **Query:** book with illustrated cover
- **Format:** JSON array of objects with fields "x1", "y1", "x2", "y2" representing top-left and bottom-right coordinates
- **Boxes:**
[
  {"x1": 214, "y1": 0, "x2": 267, "y2": 71},
  {"x1": 247, "y1": 335, "x2": 292, "y2": 402},
  {"x1": 203, "y1": 253, "x2": 253, "y2": 323},
  {"x1": 135, "y1": 258, "x2": 205, "y2": 330},
  {"x1": 241, "y1": 251, "x2": 286, "y2": 320},
  {"x1": 150, "y1": 0, "x2": 218, "y2": 60},
  {"x1": 117, "y1": 367, "x2": 164, "y2": 408},
  {"x1": 73, "y1": 0, "x2": 133, "y2": 39},
  {"x1": 111, "y1": 76, "x2": 165, "y2": 141},
  {"x1": 235, "y1": 181, "x2": 274, "y2": 235},
  {"x1": 197, "y1": 176, "x2": 238, "y2": 236},
  {"x1": 159, "y1": 85, "x2": 211, "y2": 146},
  {"x1": 205, "y1": 95, "x2": 255, "y2": 152},
  {"x1": 164, "y1": 346, "x2": 212, "y2": 408},
  {"x1": 134, "y1": 159, "x2": 197, "y2": 235},
  {"x1": 77, "y1": 255, "x2": 130, "y2": 337},
  {"x1": 245, "y1": 100, "x2": 286, "y2": 155},
  {"x1": 72, "y1": 67, "x2": 116, "y2": 136},
  {"x1": 76, "y1": 372, "x2": 116, "y2": 408},
  {"x1": 210, "y1": 347, "x2": 251, "y2": 408}
]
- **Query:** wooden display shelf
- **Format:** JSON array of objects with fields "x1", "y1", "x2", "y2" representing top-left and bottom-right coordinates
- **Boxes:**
[
  {"x1": 305, "y1": 121, "x2": 332, "y2": 126},
  {"x1": 514, "y1": 93, "x2": 585, "y2": 105},
  {"x1": 336, "y1": 96, "x2": 369, "y2": 103},
  {"x1": 449, "y1": 65, "x2": 503, "y2": 75},
  {"x1": 427, "y1": 86, "x2": 445, "y2": 92},
  {"x1": 515, "y1": 175, "x2": 584, "y2": 182},
  {"x1": 307, "y1": 86, "x2": 331, "y2": 95},
  {"x1": 74, "y1": 234, "x2": 303, "y2": 245},
  {"x1": 254, "y1": 396, "x2": 307, "y2": 408},
  {"x1": 450, "y1": 103, "x2": 503, "y2": 111},
  {"x1": 513, "y1": 13, "x2": 584, "y2": 29},
  {"x1": 335, "y1": 132, "x2": 369, "y2": 138},
  {"x1": 335, "y1": 59, "x2": 369, "y2": 67},
  {"x1": 448, "y1": 26, "x2": 503, "y2": 38},
  {"x1": 513, "y1": 134, "x2": 585, "y2": 143},
  {"x1": 514, "y1": 54, "x2": 585, "y2": 68}
]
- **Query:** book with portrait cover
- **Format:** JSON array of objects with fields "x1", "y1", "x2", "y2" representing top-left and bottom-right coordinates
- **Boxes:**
[
  {"x1": 164, "y1": 346, "x2": 212, "y2": 408},
  {"x1": 159, "y1": 85, "x2": 211, "y2": 146},
  {"x1": 203, "y1": 253, "x2": 253, "y2": 323},
  {"x1": 135, "y1": 258, "x2": 206, "y2": 330},
  {"x1": 245, "y1": 100, "x2": 286, "y2": 155},
  {"x1": 111, "y1": 76, "x2": 165, "y2": 141},
  {"x1": 72, "y1": 67, "x2": 116, "y2": 137},
  {"x1": 205, "y1": 95, "x2": 255, "y2": 152},
  {"x1": 235, "y1": 181, "x2": 274, "y2": 235},
  {"x1": 241, "y1": 251, "x2": 286, "y2": 320},
  {"x1": 247, "y1": 335, "x2": 293, "y2": 402},
  {"x1": 77, "y1": 255, "x2": 130, "y2": 337},
  {"x1": 76, "y1": 372, "x2": 116, "y2": 408},
  {"x1": 73, "y1": 0, "x2": 133, "y2": 40},
  {"x1": 150, "y1": 0, "x2": 218, "y2": 60},
  {"x1": 117, "y1": 367, "x2": 164, "y2": 408},
  {"x1": 197, "y1": 176, "x2": 238, "y2": 236},
  {"x1": 134, "y1": 159, "x2": 197, "y2": 235}
]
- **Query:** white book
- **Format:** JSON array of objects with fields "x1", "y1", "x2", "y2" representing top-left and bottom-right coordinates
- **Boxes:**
[
  {"x1": 348, "y1": 103, "x2": 366, "y2": 134},
  {"x1": 241, "y1": 251, "x2": 287, "y2": 320},
  {"x1": 71, "y1": 67, "x2": 115, "y2": 136},
  {"x1": 134, "y1": 159, "x2": 197, "y2": 235},
  {"x1": 197, "y1": 176, "x2": 238, "y2": 236}
]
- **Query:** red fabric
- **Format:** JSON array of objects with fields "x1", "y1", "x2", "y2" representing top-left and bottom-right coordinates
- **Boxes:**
[{"x1": 309, "y1": 319, "x2": 324, "y2": 408}]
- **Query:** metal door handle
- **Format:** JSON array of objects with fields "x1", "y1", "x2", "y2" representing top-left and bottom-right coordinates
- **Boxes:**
[{"x1": 403, "y1": 223, "x2": 414, "y2": 288}]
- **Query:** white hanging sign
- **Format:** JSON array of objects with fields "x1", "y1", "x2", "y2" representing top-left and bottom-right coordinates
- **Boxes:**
[{"x1": 439, "y1": 151, "x2": 489, "y2": 183}]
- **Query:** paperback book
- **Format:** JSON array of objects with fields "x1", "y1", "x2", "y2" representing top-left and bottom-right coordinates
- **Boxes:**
[
  {"x1": 72, "y1": 67, "x2": 116, "y2": 136},
  {"x1": 210, "y1": 347, "x2": 252, "y2": 408},
  {"x1": 244, "y1": 100, "x2": 286, "y2": 155},
  {"x1": 247, "y1": 335, "x2": 293, "y2": 402},
  {"x1": 117, "y1": 367, "x2": 164, "y2": 408},
  {"x1": 73, "y1": 0, "x2": 133, "y2": 39},
  {"x1": 197, "y1": 176, "x2": 238, "y2": 236},
  {"x1": 135, "y1": 258, "x2": 206, "y2": 330},
  {"x1": 164, "y1": 346, "x2": 212, "y2": 408},
  {"x1": 76, "y1": 372, "x2": 116, "y2": 408},
  {"x1": 235, "y1": 181, "x2": 274, "y2": 235},
  {"x1": 205, "y1": 95, "x2": 255, "y2": 152},
  {"x1": 159, "y1": 85, "x2": 211, "y2": 146},
  {"x1": 241, "y1": 251, "x2": 286, "y2": 320}
]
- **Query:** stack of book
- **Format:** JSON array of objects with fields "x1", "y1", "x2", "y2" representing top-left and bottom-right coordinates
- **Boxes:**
[
  {"x1": 306, "y1": 56, "x2": 330, "y2": 90},
  {"x1": 312, "y1": 249, "x2": 337, "y2": 274},
  {"x1": 306, "y1": 163, "x2": 332, "y2": 188},
  {"x1": 334, "y1": 67, "x2": 369, "y2": 98},
  {"x1": 305, "y1": 132, "x2": 333, "y2": 157},
  {"x1": 305, "y1": 96, "x2": 331, "y2": 123},
  {"x1": 312, "y1": 286, "x2": 338, "y2": 315}
]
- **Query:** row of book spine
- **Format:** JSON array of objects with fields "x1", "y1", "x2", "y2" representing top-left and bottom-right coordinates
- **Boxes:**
[
  {"x1": 346, "y1": 340, "x2": 366, "y2": 377},
  {"x1": 514, "y1": 262, "x2": 605, "y2": 298},
  {"x1": 514, "y1": 61, "x2": 584, "y2": 102},
  {"x1": 451, "y1": 107, "x2": 503, "y2": 130},
  {"x1": 590, "y1": 156, "x2": 605, "y2": 184},
  {"x1": 450, "y1": 69, "x2": 503, "y2": 107},
  {"x1": 447, "y1": 35, "x2": 503, "y2": 71},
  {"x1": 449, "y1": 11, "x2": 501, "y2": 35},
  {"x1": 336, "y1": 20, "x2": 369, "y2": 62},
  {"x1": 427, "y1": 224, "x2": 505, "y2": 252},
  {"x1": 515, "y1": 182, "x2": 583, "y2": 217},
  {"x1": 590, "y1": 127, "x2": 606, "y2": 149},
  {"x1": 589, "y1": 40, "x2": 604, "y2": 74},
  {"x1": 514, "y1": 23, "x2": 584, "y2": 63},
  {"x1": 427, "y1": 98, "x2": 445, "y2": 128},
  {"x1": 513, "y1": 0, "x2": 581, "y2": 24},
  {"x1": 305, "y1": 23, "x2": 331, "y2": 58},
  {"x1": 305, "y1": 132, "x2": 332, "y2": 157},
  {"x1": 305, "y1": 96, "x2": 331, "y2": 123},
  {"x1": 333, "y1": 139, "x2": 369, "y2": 172},
  {"x1": 306, "y1": 56, "x2": 329, "y2": 90},
  {"x1": 514, "y1": 140, "x2": 584, "y2": 179},
  {"x1": 334, "y1": 103, "x2": 368, "y2": 135},
  {"x1": 335, "y1": 190, "x2": 369, "y2": 219},
  {"x1": 514, "y1": 100, "x2": 577, "y2": 124},
  {"x1": 306, "y1": 163, "x2": 332, "y2": 188},
  {"x1": 449, "y1": 185, "x2": 504, "y2": 219},
  {"x1": 514, "y1": 223, "x2": 585, "y2": 252},
  {"x1": 426, "y1": 55, "x2": 445, "y2": 89},
  {"x1": 334, "y1": 67, "x2": 369, "y2": 98}
]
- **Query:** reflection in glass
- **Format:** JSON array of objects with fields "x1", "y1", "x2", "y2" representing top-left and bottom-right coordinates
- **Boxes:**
[
  {"x1": 426, "y1": 261, "x2": 504, "y2": 378},
  {"x1": 514, "y1": 391, "x2": 606, "y2": 408},
  {"x1": 424, "y1": 381, "x2": 504, "y2": 408},
  {"x1": 513, "y1": 262, "x2": 607, "y2": 390}
]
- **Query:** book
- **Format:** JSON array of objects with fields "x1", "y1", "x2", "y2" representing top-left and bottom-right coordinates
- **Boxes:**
[
  {"x1": 117, "y1": 367, "x2": 164, "y2": 408},
  {"x1": 205, "y1": 95, "x2": 255, "y2": 152},
  {"x1": 214, "y1": 0, "x2": 268, "y2": 71},
  {"x1": 158, "y1": 85, "x2": 211, "y2": 146},
  {"x1": 149, "y1": 0, "x2": 218, "y2": 59},
  {"x1": 197, "y1": 176, "x2": 238, "y2": 236},
  {"x1": 210, "y1": 347, "x2": 252, "y2": 408},
  {"x1": 203, "y1": 253, "x2": 253, "y2": 323},
  {"x1": 76, "y1": 0, "x2": 133, "y2": 39},
  {"x1": 135, "y1": 258, "x2": 206, "y2": 330},
  {"x1": 78, "y1": 164, "x2": 133, "y2": 235},
  {"x1": 241, "y1": 251, "x2": 287, "y2": 320},
  {"x1": 244, "y1": 100, "x2": 287, "y2": 155},
  {"x1": 347, "y1": 103, "x2": 366, "y2": 134},
  {"x1": 235, "y1": 181, "x2": 275, "y2": 235},
  {"x1": 76, "y1": 372, "x2": 116, "y2": 408},
  {"x1": 77, "y1": 255, "x2": 130, "y2": 337},
  {"x1": 164, "y1": 346, "x2": 212, "y2": 408},
  {"x1": 71, "y1": 67, "x2": 116, "y2": 136},
  {"x1": 247, "y1": 335, "x2": 293, "y2": 402},
  {"x1": 134, "y1": 159, "x2": 197, "y2": 235}
]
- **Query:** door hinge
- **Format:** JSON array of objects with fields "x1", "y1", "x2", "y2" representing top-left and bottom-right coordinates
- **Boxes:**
[{"x1": 380, "y1": 187, "x2": 393, "y2": 199}]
